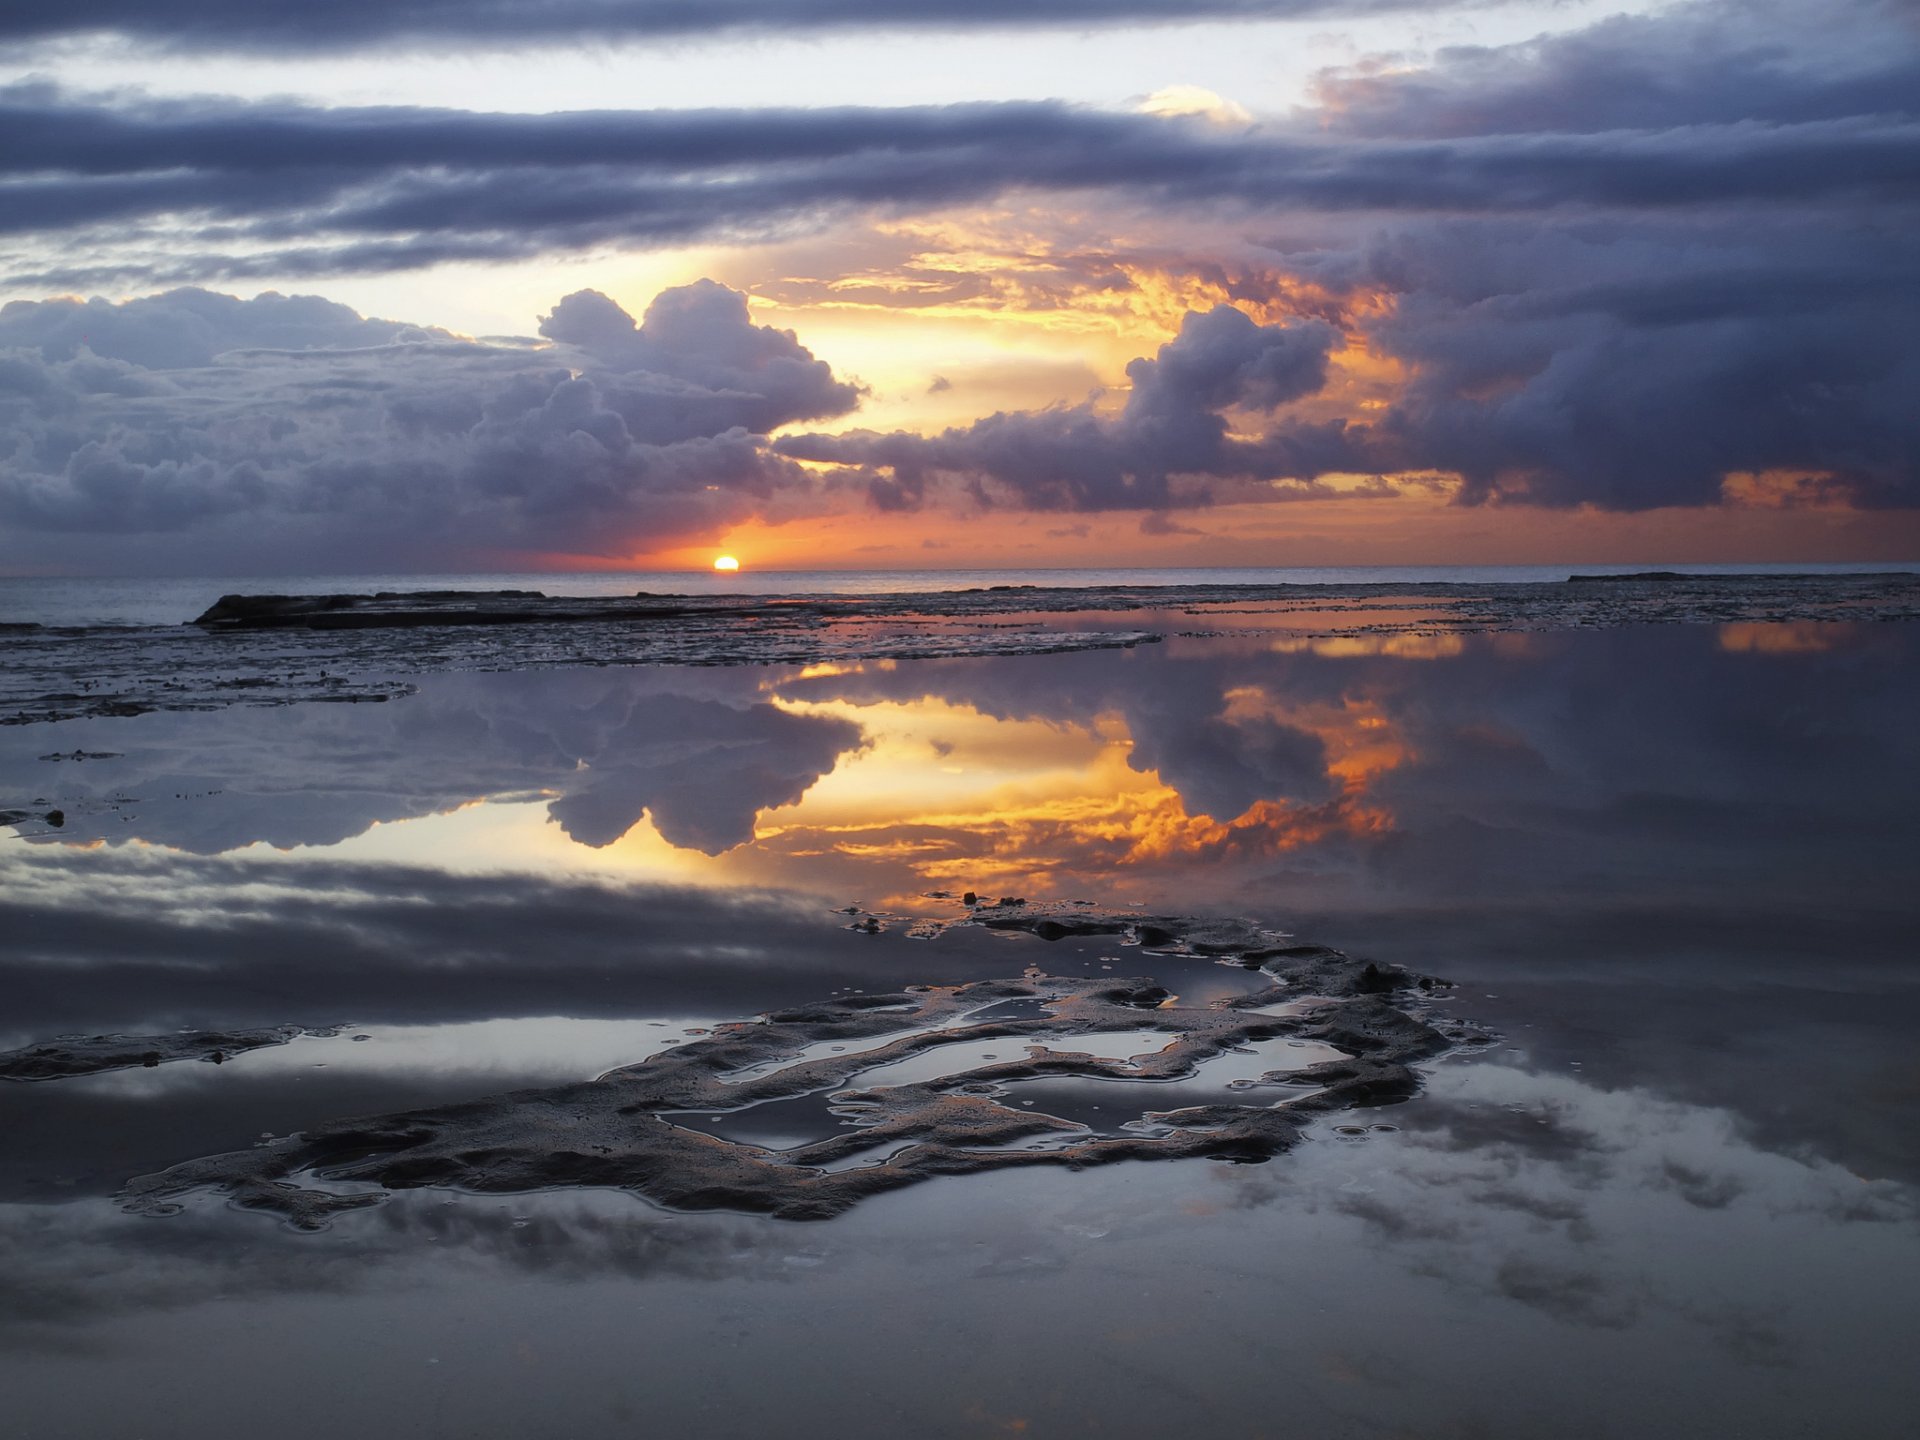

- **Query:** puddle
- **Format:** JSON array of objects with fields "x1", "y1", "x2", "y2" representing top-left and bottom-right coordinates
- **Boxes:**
[
  {"x1": 1187, "y1": 1035, "x2": 1347, "y2": 1084},
  {"x1": 55, "y1": 1017, "x2": 733, "y2": 1097},
  {"x1": 992, "y1": 1036, "x2": 1347, "y2": 1133},
  {"x1": 665, "y1": 1091, "x2": 861, "y2": 1150},
  {"x1": 1158, "y1": 966, "x2": 1284, "y2": 1006},
  {"x1": 813, "y1": 1139, "x2": 920, "y2": 1173},
  {"x1": 843, "y1": 1028, "x2": 1174, "y2": 1090},
  {"x1": 716, "y1": 996, "x2": 1059, "y2": 1083},
  {"x1": 1237, "y1": 995, "x2": 1337, "y2": 1019}
]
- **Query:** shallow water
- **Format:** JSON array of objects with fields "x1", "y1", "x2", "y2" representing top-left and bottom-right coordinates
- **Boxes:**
[
  {"x1": 2, "y1": 590, "x2": 1917, "y2": 1437},
  {"x1": 6, "y1": 561, "x2": 1909, "y2": 626}
]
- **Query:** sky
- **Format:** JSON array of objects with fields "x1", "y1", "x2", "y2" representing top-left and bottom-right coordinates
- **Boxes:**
[{"x1": 1, "y1": 0, "x2": 1916, "y2": 575}]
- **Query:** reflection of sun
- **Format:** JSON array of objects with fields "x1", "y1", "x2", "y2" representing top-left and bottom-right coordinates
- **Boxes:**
[{"x1": 713, "y1": 555, "x2": 740, "y2": 571}]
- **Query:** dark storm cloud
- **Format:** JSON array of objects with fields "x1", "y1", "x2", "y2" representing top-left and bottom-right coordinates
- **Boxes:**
[
  {"x1": 777, "y1": 0, "x2": 1920, "y2": 512},
  {"x1": 1313, "y1": 0, "x2": 1919, "y2": 138},
  {"x1": 777, "y1": 305, "x2": 1350, "y2": 511},
  {"x1": 0, "y1": 282, "x2": 858, "y2": 566},
  {"x1": 1286, "y1": 216, "x2": 1920, "y2": 508},
  {"x1": 0, "y1": 0, "x2": 1482, "y2": 52},
  {"x1": 3, "y1": 84, "x2": 1916, "y2": 291}
]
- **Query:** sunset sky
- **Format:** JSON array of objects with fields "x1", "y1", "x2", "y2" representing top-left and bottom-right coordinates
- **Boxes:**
[{"x1": 2, "y1": 0, "x2": 1915, "y2": 575}]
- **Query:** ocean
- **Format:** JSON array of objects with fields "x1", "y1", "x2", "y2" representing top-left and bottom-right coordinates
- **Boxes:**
[{"x1": 3, "y1": 561, "x2": 1913, "y2": 628}]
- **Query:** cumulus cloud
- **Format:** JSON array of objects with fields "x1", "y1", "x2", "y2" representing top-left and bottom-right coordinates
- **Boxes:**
[
  {"x1": 777, "y1": 305, "x2": 1346, "y2": 511},
  {"x1": 0, "y1": 282, "x2": 859, "y2": 569},
  {"x1": 539, "y1": 282, "x2": 860, "y2": 444}
]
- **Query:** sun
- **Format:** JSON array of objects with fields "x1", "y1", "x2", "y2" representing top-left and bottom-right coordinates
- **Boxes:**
[{"x1": 712, "y1": 555, "x2": 740, "y2": 571}]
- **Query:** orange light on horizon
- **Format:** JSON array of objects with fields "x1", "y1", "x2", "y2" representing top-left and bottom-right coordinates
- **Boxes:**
[{"x1": 713, "y1": 555, "x2": 741, "y2": 572}]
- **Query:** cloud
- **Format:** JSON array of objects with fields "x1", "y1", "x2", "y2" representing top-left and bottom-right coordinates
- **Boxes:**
[
  {"x1": 539, "y1": 282, "x2": 860, "y2": 444},
  {"x1": 4, "y1": 79, "x2": 1916, "y2": 291},
  {"x1": 1295, "y1": 217, "x2": 1920, "y2": 509},
  {"x1": 1310, "y1": 0, "x2": 1920, "y2": 139},
  {"x1": 2, "y1": 0, "x2": 1917, "y2": 531},
  {"x1": 777, "y1": 304, "x2": 1346, "y2": 512},
  {"x1": 780, "y1": 0, "x2": 1917, "y2": 515},
  {"x1": 0, "y1": 281, "x2": 859, "y2": 568},
  {"x1": 1, "y1": 0, "x2": 1490, "y2": 53}
]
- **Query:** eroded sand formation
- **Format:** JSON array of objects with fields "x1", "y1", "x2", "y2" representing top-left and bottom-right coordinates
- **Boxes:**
[{"x1": 111, "y1": 908, "x2": 1480, "y2": 1227}]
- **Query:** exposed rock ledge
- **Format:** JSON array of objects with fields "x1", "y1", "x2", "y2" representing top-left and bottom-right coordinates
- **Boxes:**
[{"x1": 116, "y1": 910, "x2": 1482, "y2": 1227}]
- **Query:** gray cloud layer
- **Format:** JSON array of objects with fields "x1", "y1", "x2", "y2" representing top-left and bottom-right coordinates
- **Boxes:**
[
  {"x1": 4, "y1": 77, "x2": 1916, "y2": 291},
  {"x1": 3, "y1": 0, "x2": 1476, "y2": 51}
]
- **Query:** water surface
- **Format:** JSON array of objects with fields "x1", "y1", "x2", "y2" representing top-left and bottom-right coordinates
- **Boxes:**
[{"x1": 2, "y1": 598, "x2": 1916, "y2": 1438}]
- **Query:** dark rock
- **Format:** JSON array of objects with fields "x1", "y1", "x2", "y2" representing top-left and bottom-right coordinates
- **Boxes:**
[
  {"x1": 0, "y1": 1024, "x2": 322, "y2": 1082},
  {"x1": 111, "y1": 917, "x2": 1478, "y2": 1228},
  {"x1": 1566, "y1": 571, "x2": 1693, "y2": 583},
  {"x1": 1355, "y1": 962, "x2": 1403, "y2": 994}
]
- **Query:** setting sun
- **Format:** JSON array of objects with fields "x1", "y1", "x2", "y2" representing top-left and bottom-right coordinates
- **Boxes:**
[{"x1": 713, "y1": 555, "x2": 740, "y2": 571}]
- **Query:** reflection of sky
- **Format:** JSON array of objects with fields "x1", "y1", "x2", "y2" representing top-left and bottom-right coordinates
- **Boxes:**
[
  {"x1": 8, "y1": 621, "x2": 1915, "y2": 918},
  {"x1": 5, "y1": 624, "x2": 1918, "y2": 1171},
  {"x1": 3, "y1": 1051, "x2": 1916, "y2": 1438},
  {"x1": 4, "y1": 622, "x2": 1920, "y2": 1434}
]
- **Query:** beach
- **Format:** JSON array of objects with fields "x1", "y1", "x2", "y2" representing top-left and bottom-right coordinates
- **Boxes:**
[{"x1": 2, "y1": 573, "x2": 1917, "y2": 1436}]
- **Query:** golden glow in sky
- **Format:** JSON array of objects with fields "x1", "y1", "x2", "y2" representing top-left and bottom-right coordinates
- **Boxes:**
[{"x1": 713, "y1": 555, "x2": 741, "y2": 572}]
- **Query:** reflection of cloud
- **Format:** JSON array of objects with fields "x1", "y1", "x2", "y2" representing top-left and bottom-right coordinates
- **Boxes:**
[
  {"x1": 0, "y1": 847, "x2": 996, "y2": 1040},
  {"x1": 749, "y1": 621, "x2": 1920, "y2": 915},
  {"x1": 1657, "y1": 1159, "x2": 1747, "y2": 1212},
  {"x1": 544, "y1": 692, "x2": 865, "y2": 854},
  {"x1": 1493, "y1": 1257, "x2": 1638, "y2": 1330},
  {"x1": 0, "y1": 668, "x2": 863, "y2": 856},
  {"x1": 1268, "y1": 633, "x2": 1464, "y2": 660},
  {"x1": 0, "y1": 1193, "x2": 780, "y2": 1352},
  {"x1": 8, "y1": 625, "x2": 1918, "y2": 1195},
  {"x1": 1225, "y1": 1059, "x2": 1917, "y2": 1361},
  {"x1": 1717, "y1": 621, "x2": 1844, "y2": 654}
]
